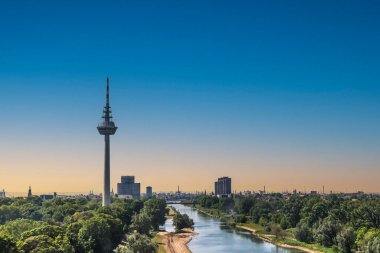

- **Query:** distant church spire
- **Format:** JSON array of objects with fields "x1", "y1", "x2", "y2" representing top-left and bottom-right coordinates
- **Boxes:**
[{"x1": 28, "y1": 186, "x2": 32, "y2": 198}]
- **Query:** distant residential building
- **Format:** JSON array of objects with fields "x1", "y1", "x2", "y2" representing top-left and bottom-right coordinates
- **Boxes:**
[
  {"x1": 0, "y1": 189, "x2": 5, "y2": 198},
  {"x1": 87, "y1": 191, "x2": 101, "y2": 199},
  {"x1": 40, "y1": 194, "x2": 55, "y2": 200},
  {"x1": 117, "y1": 195, "x2": 133, "y2": 200},
  {"x1": 214, "y1": 177, "x2": 232, "y2": 196},
  {"x1": 117, "y1": 176, "x2": 141, "y2": 199},
  {"x1": 146, "y1": 186, "x2": 153, "y2": 198}
]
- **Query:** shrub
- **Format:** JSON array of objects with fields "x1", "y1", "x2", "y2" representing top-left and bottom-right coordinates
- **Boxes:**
[
  {"x1": 337, "y1": 227, "x2": 356, "y2": 253},
  {"x1": 234, "y1": 214, "x2": 247, "y2": 223},
  {"x1": 295, "y1": 223, "x2": 313, "y2": 243},
  {"x1": 173, "y1": 212, "x2": 194, "y2": 232},
  {"x1": 115, "y1": 232, "x2": 157, "y2": 253}
]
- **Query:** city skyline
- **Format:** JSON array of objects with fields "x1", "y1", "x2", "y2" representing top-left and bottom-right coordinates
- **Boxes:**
[{"x1": 1, "y1": 1, "x2": 380, "y2": 193}]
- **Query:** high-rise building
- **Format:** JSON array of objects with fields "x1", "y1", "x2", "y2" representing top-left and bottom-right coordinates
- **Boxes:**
[
  {"x1": 146, "y1": 186, "x2": 153, "y2": 198},
  {"x1": 117, "y1": 176, "x2": 141, "y2": 199},
  {"x1": 97, "y1": 78, "x2": 118, "y2": 207},
  {"x1": 121, "y1": 176, "x2": 135, "y2": 184},
  {"x1": 214, "y1": 177, "x2": 232, "y2": 196}
]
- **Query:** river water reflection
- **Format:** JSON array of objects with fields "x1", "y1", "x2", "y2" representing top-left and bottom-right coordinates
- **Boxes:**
[{"x1": 165, "y1": 204, "x2": 304, "y2": 253}]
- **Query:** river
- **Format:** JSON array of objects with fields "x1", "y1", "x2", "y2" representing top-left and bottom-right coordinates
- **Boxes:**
[{"x1": 165, "y1": 204, "x2": 304, "y2": 253}]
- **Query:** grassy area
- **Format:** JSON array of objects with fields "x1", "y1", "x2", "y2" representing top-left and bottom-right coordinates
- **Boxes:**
[
  {"x1": 193, "y1": 205, "x2": 226, "y2": 218},
  {"x1": 152, "y1": 233, "x2": 166, "y2": 253},
  {"x1": 281, "y1": 239, "x2": 335, "y2": 253},
  {"x1": 239, "y1": 222, "x2": 333, "y2": 253},
  {"x1": 238, "y1": 223, "x2": 266, "y2": 234}
]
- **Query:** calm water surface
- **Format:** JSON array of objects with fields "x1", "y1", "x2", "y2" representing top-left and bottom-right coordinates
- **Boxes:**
[{"x1": 165, "y1": 204, "x2": 304, "y2": 253}]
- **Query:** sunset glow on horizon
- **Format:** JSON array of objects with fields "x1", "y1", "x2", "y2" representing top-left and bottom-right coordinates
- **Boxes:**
[{"x1": 1, "y1": 1, "x2": 380, "y2": 194}]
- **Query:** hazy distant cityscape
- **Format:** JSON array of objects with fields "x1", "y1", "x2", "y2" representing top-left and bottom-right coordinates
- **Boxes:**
[{"x1": 1, "y1": 1, "x2": 380, "y2": 253}]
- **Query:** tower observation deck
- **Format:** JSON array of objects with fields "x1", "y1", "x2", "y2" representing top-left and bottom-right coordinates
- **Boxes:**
[{"x1": 97, "y1": 77, "x2": 117, "y2": 206}]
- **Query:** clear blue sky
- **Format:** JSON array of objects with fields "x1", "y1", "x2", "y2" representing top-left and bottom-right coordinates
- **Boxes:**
[{"x1": 0, "y1": 1, "x2": 379, "y2": 193}]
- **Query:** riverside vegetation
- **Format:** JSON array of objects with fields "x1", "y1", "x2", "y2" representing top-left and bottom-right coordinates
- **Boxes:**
[
  {"x1": 172, "y1": 210, "x2": 194, "y2": 232},
  {"x1": 195, "y1": 193, "x2": 380, "y2": 253},
  {"x1": 0, "y1": 196, "x2": 168, "y2": 253},
  {"x1": 153, "y1": 207, "x2": 195, "y2": 253}
]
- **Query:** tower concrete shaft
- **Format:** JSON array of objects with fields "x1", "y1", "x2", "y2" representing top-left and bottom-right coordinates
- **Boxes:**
[
  {"x1": 97, "y1": 77, "x2": 117, "y2": 206},
  {"x1": 103, "y1": 135, "x2": 111, "y2": 206}
]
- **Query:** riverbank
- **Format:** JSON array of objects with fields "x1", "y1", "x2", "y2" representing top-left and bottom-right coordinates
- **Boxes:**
[
  {"x1": 190, "y1": 205, "x2": 326, "y2": 253},
  {"x1": 156, "y1": 229, "x2": 197, "y2": 253},
  {"x1": 236, "y1": 225, "x2": 322, "y2": 253}
]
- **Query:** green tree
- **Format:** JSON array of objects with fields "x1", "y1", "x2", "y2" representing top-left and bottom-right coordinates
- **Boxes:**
[
  {"x1": 313, "y1": 217, "x2": 342, "y2": 247},
  {"x1": 97, "y1": 203, "x2": 134, "y2": 229},
  {"x1": 173, "y1": 212, "x2": 194, "y2": 232},
  {"x1": 235, "y1": 197, "x2": 255, "y2": 215},
  {"x1": 219, "y1": 198, "x2": 234, "y2": 213},
  {"x1": 0, "y1": 198, "x2": 13, "y2": 206},
  {"x1": 234, "y1": 214, "x2": 247, "y2": 223},
  {"x1": 0, "y1": 219, "x2": 46, "y2": 238},
  {"x1": 129, "y1": 211, "x2": 152, "y2": 235},
  {"x1": 282, "y1": 196, "x2": 303, "y2": 227},
  {"x1": 17, "y1": 234, "x2": 67, "y2": 253},
  {"x1": 16, "y1": 203, "x2": 42, "y2": 221},
  {"x1": 142, "y1": 199, "x2": 167, "y2": 230},
  {"x1": 115, "y1": 232, "x2": 157, "y2": 253},
  {"x1": 113, "y1": 245, "x2": 132, "y2": 253},
  {"x1": 53, "y1": 204, "x2": 83, "y2": 222},
  {"x1": 351, "y1": 200, "x2": 380, "y2": 229},
  {"x1": 66, "y1": 222, "x2": 91, "y2": 253},
  {"x1": 365, "y1": 237, "x2": 380, "y2": 253},
  {"x1": 130, "y1": 200, "x2": 144, "y2": 214},
  {"x1": 337, "y1": 227, "x2": 356, "y2": 253},
  {"x1": 67, "y1": 211, "x2": 95, "y2": 223},
  {"x1": 75, "y1": 214, "x2": 123, "y2": 253},
  {"x1": 77, "y1": 216, "x2": 112, "y2": 253},
  {"x1": 0, "y1": 206, "x2": 22, "y2": 224},
  {"x1": 20, "y1": 225, "x2": 64, "y2": 240},
  {"x1": 0, "y1": 232, "x2": 19, "y2": 253},
  {"x1": 271, "y1": 224, "x2": 285, "y2": 239},
  {"x1": 360, "y1": 229, "x2": 380, "y2": 253},
  {"x1": 280, "y1": 216, "x2": 290, "y2": 229},
  {"x1": 196, "y1": 195, "x2": 219, "y2": 209},
  {"x1": 250, "y1": 201, "x2": 273, "y2": 223},
  {"x1": 295, "y1": 222, "x2": 314, "y2": 243},
  {"x1": 86, "y1": 199, "x2": 101, "y2": 211}
]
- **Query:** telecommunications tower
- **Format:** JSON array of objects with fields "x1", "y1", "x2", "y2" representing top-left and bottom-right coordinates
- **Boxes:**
[{"x1": 97, "y1": 77, "x2": 118, "y2": 206}]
